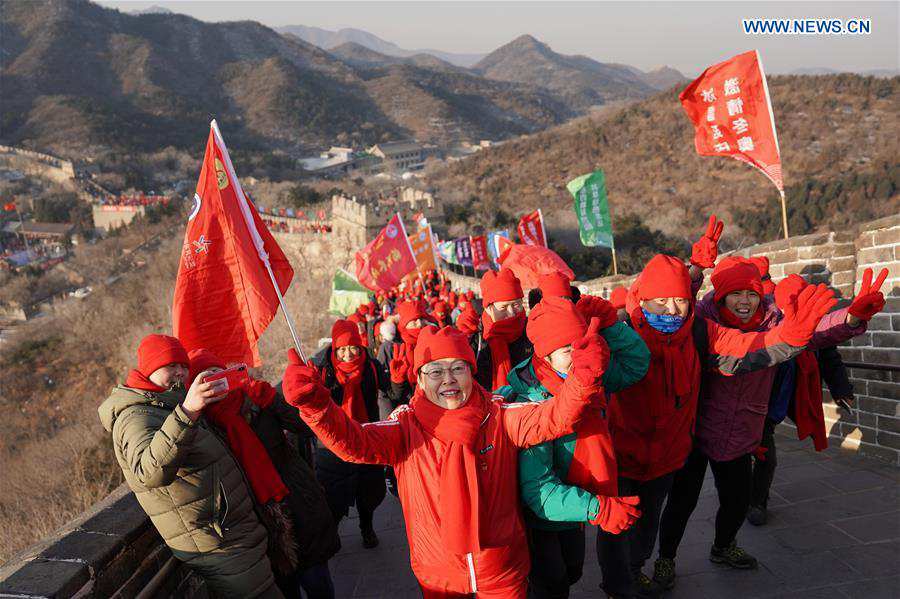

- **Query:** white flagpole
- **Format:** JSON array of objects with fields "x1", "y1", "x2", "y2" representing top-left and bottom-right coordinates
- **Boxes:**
[
  {"x1": 537, "y1": 208, "x2": 548, "y2": 246},
  {"x1": 756, "y1": 50, "x2": 789, "y2": 240},
  {"x1": 210, "y1": 120, "x2": 306, "y2": 362}
]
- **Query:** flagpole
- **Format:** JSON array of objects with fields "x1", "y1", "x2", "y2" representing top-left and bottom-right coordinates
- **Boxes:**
[
  {"x1": 611, "y1": 243, "x2": 619, "y2": 276},
  {"x1": 779, "y1": 190, "x2": 789, "y2": 240},
  {"x1": 757, "y1": 50, "x2": 789, "y2": 241},
  {"x1": 210, "y1": 119, "x2": 306, "y2": 362}
]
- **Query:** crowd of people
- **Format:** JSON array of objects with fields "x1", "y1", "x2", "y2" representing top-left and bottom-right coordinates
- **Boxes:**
[{"x1": 99, "y1": 215, "x2": 888, "y2": 598}]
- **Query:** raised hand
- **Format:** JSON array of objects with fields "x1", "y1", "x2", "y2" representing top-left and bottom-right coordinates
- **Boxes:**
[
  {"x1": 690, "y1": 214, "x2": 725, "y2": 269},
  {"x1": 570, "y1": 317, "x2": 611, "y2": 387},
  {"x1": 282, "y1": 348, "x2": 323, "y2": 407},
  {"x1": 389, "y1": 344, "x2": 410, "y2": 384},
  {"x1": 182, "y1": 371, "x2": 229, "y2": 420},
  {"x1": 590, "y1": 495, "x2": 641, "y2": 534},
  {"x1": 848, "y1": 267, "x2": 889, "y2": 324},
  {"x1": 779, "y1": 283, "x2": 838, "y2": 347},
  {"x1": 576, "y1": 295, "x2": 618, "y2": 329}
]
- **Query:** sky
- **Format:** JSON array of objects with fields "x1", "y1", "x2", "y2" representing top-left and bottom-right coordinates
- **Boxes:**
[{"x1": 97, "y1": 1, "x2": 899, "y2": 75}]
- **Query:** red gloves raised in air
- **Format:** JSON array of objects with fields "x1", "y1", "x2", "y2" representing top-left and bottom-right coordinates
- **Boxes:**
[
  {"x1": 848, "y1": 268, "x2": 888, "y2": 322},
  {"x1": 576, "y1": 295, "x2": 618, "y2": 330},
  {"x1": 389, "y1": 344, "x2": 411, "y2": 384},
  {"x1": 590, "y1": 495, "x2": 641, "y2": 534},
  {"x1": 690, "y1": 214, "x2": 725, "y2": 269},
  {"x1": 570, "y1": 318, "x2": 611, "y2": 388},
  {"x1": 776, "y1": 276, "x2": 838, "y2": 347},
  {"x1": 282, "y1": 349, "x2": 328, "y2": 408}
]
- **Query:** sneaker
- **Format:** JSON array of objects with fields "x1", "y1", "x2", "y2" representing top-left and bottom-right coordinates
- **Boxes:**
[
  {"x1": 709, "y1": 541, "x2": 758, "y2": 569},
  {"x1": 361, "y1": 527, "x2": 379, "y2": 549},
  {"x1": 635, "y1": 572, "x2": 664, "y2": 599},
  {"x1": 746, "y1": 505, "x2": 767, "y2": 526},
  {"x1": 652, "y1": 557, "x2": 676, "y2": 590}
]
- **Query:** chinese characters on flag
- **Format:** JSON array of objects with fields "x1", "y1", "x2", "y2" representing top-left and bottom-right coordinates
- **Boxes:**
[
  {"x1": 454, "y1": 237, "x2": 473, "y2": 266},
  {"x1": 517, "y1": 209, "x2": 547, "y2": 247},
  {"x1": 409, "y1": 224, "x2": 438, "y2": 273},
  {"x1": 680, "y1": 50, "x2": 784, "y2": 195},
  {"x1": 354, "y1": 213, "x2": 417, "y2": 291},
  {"x1": 470, "y1": 235, "x2": 490, "y2": 271}
]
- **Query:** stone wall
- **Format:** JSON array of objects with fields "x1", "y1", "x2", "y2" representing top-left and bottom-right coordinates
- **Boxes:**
[
  {"x1": 0, "y1": 144, "x2": 76, "y2": 185},
  {"x1": 447, "y1": 214, "x2": 900, "y2": 464}
]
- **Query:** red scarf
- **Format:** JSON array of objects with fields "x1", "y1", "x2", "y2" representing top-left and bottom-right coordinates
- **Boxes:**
[
  {"x1": 790, "y1": 351, "x2": 828, "y2": 451},
  {"x1": 720, "y1": 305, "x2": 765, "y2": 331},
  {"x1": 410, "y1": 386, "x2": 487, "y2": 554},
  {"x1": 482, "y1": 311, "x2": 526, "y2": 390},
  {"x1": 125, "y1": 369, "x2": 168, "y2": 392},
  {"x1": 204, "y1": 389, "x2": 289, "y2": 505},
  {"x1": 331, "y1": 350, "x2": 369, "y2": 423},
  {"x1": 632, "y1": 308, "x2": 699, "y2": 399},
  {"x1": 533, "y1": 358, "x2": 617, "y2": 496}
]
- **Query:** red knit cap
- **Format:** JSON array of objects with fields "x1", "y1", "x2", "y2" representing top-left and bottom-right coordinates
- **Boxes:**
[
  {"x1": 481, "y1": 269, "x2": 523, "y2": 306},
  {"x1": 434, "y1": 300, "x2": 448, "y2": 315},
  {"x1": 137, "y1": 334, "x2": 189, "y2": 377},
  {"x1": 413, "y1": 326, "x2": 476, "y2": 373},
  {"x1": 465, "y1": 290, "x2": 475, "y2": 301},
  {"x1": 526, "y1": 296, "x2": 587, "y2": 358},
  {"x1": 749, "y1": 256, "x2": 776, "y2": 295},
  {"x1": 711, "y1": 256, "x2": 764, "y2": 302},
  {"x1": 609, "y1": 286, "x2": 628, "y2": 310},
  {"x1": 398, "y1": 299, "x2": 434, "y2": 330},
  {"x1": 357, "y1": 303, "x2": 371, "y2": 316},
  {"x1": 331, "y1": 319, "x2": 362, "y2": 349},
  {"x1": 634, "y1": 255, "x2": 692, "y2": 301},
  {"x1": 347, "y1": 312, "x2": 365, "y2": 325},
  {"x1": 187, "y1": 348, "x2": 225, "y2": 385},
  {"x1": 539, "y1": 271, "x2": 573, "y2": 299}
]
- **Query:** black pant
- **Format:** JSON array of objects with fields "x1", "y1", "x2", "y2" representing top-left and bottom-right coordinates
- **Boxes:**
[
  {"x1": 527, "y1": 526, "x2": 585, "y2": 599},
  {"x1": 597, "y1": 474, "x2": 674, "y2": 597},
  {"x1": 750, "y1": 418, "x2": 778, "y2": 508},
  {"x1": 658, "y1": 447, "x2": 753, "y2": 558},
  {"x1": 276, "y1": 561, "x2": 335, "y2": 599}
]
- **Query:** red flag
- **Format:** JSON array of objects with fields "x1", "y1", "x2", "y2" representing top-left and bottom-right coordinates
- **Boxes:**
[
  {"x1": 173, "y1": 121, "x2": 294, "y2": 367},
  {"x1": 355, "y1": 213, "x2": 417, "y2": 292},
  {"x1": 680, "y1": 50, "x2": 783, "y2": 193},
  {"x1": 498, "y1": 244, "x2": 574, "y2": 290},
  {"x1": 517, "y1": 209, "x2": 547, "y2": 247},
  {"x1": 470, "y1": 235, "x2": 490, "y2": 271},
  {"x1": 2, "y1": 202, "x2": 16, "y2": 212}
]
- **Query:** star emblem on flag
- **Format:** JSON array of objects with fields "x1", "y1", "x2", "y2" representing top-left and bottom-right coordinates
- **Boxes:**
[{"x1": 193, "y1": 235, "x2": 211, "y2": 254}]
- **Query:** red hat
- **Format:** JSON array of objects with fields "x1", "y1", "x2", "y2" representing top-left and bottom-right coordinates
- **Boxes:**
[
  {"x1": 609, "y1": 286, "x2": 628, "y2": 310},
  {"x1": 357, "y1": 303, "x2": 370, "y2": 316},
  {"x1": 434, "y1": 300, "x2": 448, "y2": 314},
  {"x1": 526, "y1": 296, "x2": 587, "y2": 358},
  {"x1": 749, "y1": 256, "x2": 776, "y2": 295},
  {"x1": 481, "y1": 269, "x2": 523, "y2": 306},
  {"x1": 398, "y1": 299, "x2": 434, "y2": 330},
  {"x1": 711, "y1": 257, "x2": 764, "y2": 302},
  {"x1": 539, "y1": 271, "x2": 573, "y2": 299},
  {"x1": 331, "y1": 319, "x2": 362, "y2": 349},
  {"x1": 347, "y1": 312, "x2": 365, "y2": 325},
  {"x1": 187, "y1": 348, "x2": 225, "y2": 385},
  {"x1": 137, "y1": 334, "x2": 189, "y2": 377},
  {"x1": 413, "y1": 326, "x2": 476, "y2": 373},
  {"x1": 634, "y1": 255, "x2": 692, "y2": 301},
  {"x1": 465, "y1": 290, "x2": 475, "y2": 301}
]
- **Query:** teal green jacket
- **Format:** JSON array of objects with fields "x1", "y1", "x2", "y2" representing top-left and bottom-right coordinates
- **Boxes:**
[{"x1": 495, "y1": 322, "x2": 650, "y2": 531}]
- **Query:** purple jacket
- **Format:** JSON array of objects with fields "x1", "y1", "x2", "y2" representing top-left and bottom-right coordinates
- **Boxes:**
[{"x1": 694, "y1": 291, "x2": 865, "y2": 462}]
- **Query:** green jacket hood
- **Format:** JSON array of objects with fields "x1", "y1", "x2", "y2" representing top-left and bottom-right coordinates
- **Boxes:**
[
  {"x1": 505, "y1": 358, "x2": 552, "y2": 403},
  {"x1": 98, "y1": 385, "x2": 185, "y2": 433}
]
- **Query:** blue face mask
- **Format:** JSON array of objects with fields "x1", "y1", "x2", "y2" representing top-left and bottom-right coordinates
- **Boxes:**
[
  {"x1": 554, "y1": 370, "x2": 568, "y2": 379},
  {"x1": 642, "y1": 309, "x2": 685, "y2": 333}
]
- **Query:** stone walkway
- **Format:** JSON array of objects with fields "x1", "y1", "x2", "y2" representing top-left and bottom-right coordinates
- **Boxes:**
[{"x1": 330, "y1": 428, "x2": 900, "y2": 598}]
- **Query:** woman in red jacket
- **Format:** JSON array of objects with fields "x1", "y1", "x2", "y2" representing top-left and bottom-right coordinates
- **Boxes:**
[
  {"x1": 598, "y1": 251, "x2": 840, "y2": 599},
  {"x1": 282, "y1": 323, "x2": 610, "y2": 598}
]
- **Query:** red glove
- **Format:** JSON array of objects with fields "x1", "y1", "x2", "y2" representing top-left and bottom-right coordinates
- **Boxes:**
[
  {"x1": 848, "y1": 267, "x2": 888, "y2": 322},
  {"x1": 282, "y1": 349, "x2": 325, "y2": 407},
  {"x1": 590, "y1": 495, "x2": 641, "y2": 534},
  {"x1": 753, "y1": 445, "x2": 768, "y2": 461},
  {"x1": 779, "y1": 283, "x2": 838, "y2": 347},
  {"x1": 245, "y1": 378, "x2": 276, "y2": 409},
  {"x1": 774, "y1": 274, "x2": 808, "y2": 312},
  {"x1": 389, "y1": 344, "x2": 410, "y2": 384},
  {"x1": 690, "y1": 214, "x2": 725, "y2": 269},
  {"x1": 570, "y1": 318, "x2": 611, "y2": 388},
  {"x1": 576, "y1": 295, "x2": 618, "y2": 329}
]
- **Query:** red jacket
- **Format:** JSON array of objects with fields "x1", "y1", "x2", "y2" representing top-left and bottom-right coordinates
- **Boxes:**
[
  {"x1": 293, "y1": 378, "x2": 597, "y2": 594},
  {"x1": 609, "y1": 313, "x2": 804, "y2": 481}
]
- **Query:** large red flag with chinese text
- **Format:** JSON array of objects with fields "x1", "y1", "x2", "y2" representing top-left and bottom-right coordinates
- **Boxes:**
[
  {"x1": 680, "y1": 50, "x2": 784, "y2": 193},
  {"x1": 470, "y1": 235, "x2": 490, "y2": 271},
  {"x1": 173, "y1": 121, "x2": 294, "y2": 367},
  {"x1": 517, "y1": 209, "x2": 547, "y2": 247},
  {"x1": 355, "y1": 213, "x2": 417, "y2": 291}
]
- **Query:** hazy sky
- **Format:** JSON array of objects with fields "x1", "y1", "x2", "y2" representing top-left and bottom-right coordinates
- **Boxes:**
[{"x1": 98, "y1": 1, "x2": 899, "y2": 74}]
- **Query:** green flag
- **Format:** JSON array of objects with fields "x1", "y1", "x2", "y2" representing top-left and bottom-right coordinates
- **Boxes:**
[
  {"x1": 567, "y1": 170, "x2": 614, "y2": 248},
  {"x1": 328, "y1": 268, "x2": 371, "y2": 316}
]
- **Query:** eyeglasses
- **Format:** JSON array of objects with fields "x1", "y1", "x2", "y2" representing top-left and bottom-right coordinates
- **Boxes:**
[{"x1": 421, "y1": 363, "x2": 470, "y2": 381}]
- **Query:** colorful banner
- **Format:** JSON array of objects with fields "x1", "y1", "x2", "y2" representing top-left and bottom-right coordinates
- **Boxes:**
[
  {"x1": 680, "y1": 50, "x2": 783, "y2": 194},
  {"x1": 328, "y1": 268, "x2": 371, "y2": 316},
  {"x1": 486, "y1": 230, "x2": 510, "y2": 267},
  {"x1": 517, "y1": 209, "x2": 547, "y2": 247},
  {"x1": 454, "y1": 237, "x2": 473, "y2": 267},
  {"x1": 470, "y1": 235, "x2": 490, "y2": 271},
  {"x1": 437, "y1": 240, "x2": 458, "y2": 264},
  {"x1": 567, "y1": 170, "x2": 614, "y2": 248},
  {"x1": 409, "y1": 225, "x2": 437, "y2": 273},
  {"x1": 354, "y1": 213, "x2": 418, "y2": 291}
]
